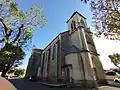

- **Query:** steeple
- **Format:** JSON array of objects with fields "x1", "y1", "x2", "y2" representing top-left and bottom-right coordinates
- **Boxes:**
[
  {"x1": 66, "y1": 11, "x2": 86, "y2": 23},
  {"x1": 66, "y1": 11, "x2": 87, "y2": 33}
]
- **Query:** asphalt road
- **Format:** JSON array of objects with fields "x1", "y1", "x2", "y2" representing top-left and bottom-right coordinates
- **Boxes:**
[
  {"x1": 9, "y1": 78, "x2": 120, "y2": 90},
  {"x1": 9, "y1": 78, "x2": 88, "y2": 90},
  {"x1": 108, "y1": 81, "x2": 120, "y2": 87}
]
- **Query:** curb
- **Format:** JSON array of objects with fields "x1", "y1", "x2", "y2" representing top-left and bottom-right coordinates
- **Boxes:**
[
  {"x1": 107, "y1": 81, "x2": 120, "y2": 88},
  {"x1": 38, "y1": 82, "x2": 97, "y2": 89},
  {"x1": 107, "y1": 84, "x2": 120, "y2": 88},
  {"x1": 39, "y1": 82, "x2": 67, "y2": 88}
]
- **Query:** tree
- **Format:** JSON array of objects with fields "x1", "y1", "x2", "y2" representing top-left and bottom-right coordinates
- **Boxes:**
[
  {"x1": 0, "y1": 0, "x2": 46, "y2": 76},
  {"x1": 90, "y1": 0, "x2": 120, "y2": 39},
  {"x1": 14, "y1": 69, "x2": 25, "y2": 77},
  {"x1": 7, "y1": 69, "x2": 15, "y2": 74},
  {"x1": 0, "y1": 44, "x2": 25, "y2": 76},
  {"x1": 108, "y1": 53, "x2": 120, "y2": 69},
  {"x1": 81, "y1": 0, "x2": 90, "y2": 3},
  {"x1": 80, "y1": 0, "x2": 120, "y2": 39}
]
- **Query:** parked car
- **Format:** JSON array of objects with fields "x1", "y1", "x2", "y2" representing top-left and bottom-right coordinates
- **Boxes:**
[
  {"x1": 105, "y1": 71, "x2": 116, "y2": 75},
  {"x1": 114, "y1": 77, "x2": 120, "y2": 83},
  {"x1": 114, "y1": 72, "x2": 120, "y2": 83},
  {"x1": 28, "y1": 76, "x2": 37, "y2": 81}
]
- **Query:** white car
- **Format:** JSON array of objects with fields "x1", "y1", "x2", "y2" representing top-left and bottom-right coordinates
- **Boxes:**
[{"x1": 114, "y1": 77, "x2": 120, "y2": 83}]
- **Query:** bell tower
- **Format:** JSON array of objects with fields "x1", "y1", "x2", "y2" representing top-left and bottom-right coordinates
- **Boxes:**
[
  {"x1": 66, "y1": 11, "x2": 107, "y2": 86},
  {"x1": 66, "y1": 11, "x2": 87, "y2": 34}
]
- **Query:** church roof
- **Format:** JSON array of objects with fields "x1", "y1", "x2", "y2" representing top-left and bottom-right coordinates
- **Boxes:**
[
  {"x1": 66, "y1": 11, "x2": 86, "y2": 23},
  {"x1": 43, "y1": 30, "x2": 69, "y2": 51},
  {"x1": 67, "y1": 45, "x2": 80, "y2": 53}
]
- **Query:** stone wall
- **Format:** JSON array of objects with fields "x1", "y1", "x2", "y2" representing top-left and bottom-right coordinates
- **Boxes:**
[
  {"x1": 91, "y1": 55, "x2": 107, "y2": 84},
  {"x1": 25, "y1": 49, "x2": 43, "y2": 77}
]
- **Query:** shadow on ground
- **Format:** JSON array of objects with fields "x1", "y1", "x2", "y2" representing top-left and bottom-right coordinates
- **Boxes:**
[
  {"x1": 9, "y1": 78, "x2": 88, "y2": 90},
  {"x1": 9, "y1": 78, "x2": 120, "y2": 90}
]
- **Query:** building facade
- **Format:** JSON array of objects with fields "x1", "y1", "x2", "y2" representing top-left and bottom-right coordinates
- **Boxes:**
[{"x1": 26, "y1": 12, "x2": 107, "y2": 88}]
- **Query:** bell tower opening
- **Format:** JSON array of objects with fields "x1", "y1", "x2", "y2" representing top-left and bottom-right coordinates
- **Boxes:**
[{"x1": 71, "y1": 20, "x2": 76, "y2": 32}]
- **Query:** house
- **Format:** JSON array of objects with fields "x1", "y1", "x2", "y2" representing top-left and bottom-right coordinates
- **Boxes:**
[{"x1": 26, "y1": 11, "x2": 107, "y2": 88}]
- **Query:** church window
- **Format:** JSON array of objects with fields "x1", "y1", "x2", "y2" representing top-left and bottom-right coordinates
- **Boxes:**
[
  {"x1": 71, "y1": 20, "x2": 76, "y2": 31},
  {"x1": 71, "y1": 23, "x2": 74, "y2": 31},
  {"x1": 48, "y1": 48, "x2": 51, "y2": 61},
  {"x1": 56, "y1": 40, "x2": 60, "y2": 58},
  {"x1": 73, "y1": 21, "x2": 76, "y2": 29},
  {"x1": 52, "y1": 44, "x2": 56, "y2": 60},
  {"x1": 41, "y1": 53, "x2": 45, "y2": 73},
  {"x1": 45, "y1": 52, "x2": 47, "y2": 62},
  {"x1": 42, "y1": 53, "x2": 45, "y2": 62}
]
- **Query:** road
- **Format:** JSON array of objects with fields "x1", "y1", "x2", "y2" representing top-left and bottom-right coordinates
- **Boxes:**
[
  {"x1": 9, "y1": 78, "x2": 120, "y2": 90},
  {"x1": 108, "y1": 81, "x2": 120, "y2": 88},
  {"x1": 9, "y1": 78, "x2": 87, "y2": 90}
]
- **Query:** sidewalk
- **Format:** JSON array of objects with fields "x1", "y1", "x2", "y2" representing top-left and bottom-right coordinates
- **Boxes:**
[
  {"x1": 98, "y1": 86, "x2": 120, "y2": 90},
  {"x1": 108, "y1": 81, "x2": 120, "y2": 88}
]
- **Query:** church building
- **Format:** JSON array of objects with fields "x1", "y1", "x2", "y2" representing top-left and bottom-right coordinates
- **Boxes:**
[{"x1": 26, "y1": 11, "x2": 107, "y2": 88}]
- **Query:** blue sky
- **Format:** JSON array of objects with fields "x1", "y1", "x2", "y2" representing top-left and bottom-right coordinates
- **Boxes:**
[{"x1": 16, "y1": 0, "x2": 120, "y2": 70}]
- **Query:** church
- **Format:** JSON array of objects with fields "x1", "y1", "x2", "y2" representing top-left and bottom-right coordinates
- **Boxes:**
[{"x1": 26, "y1": 11, "x2": 107, "y2": 88}]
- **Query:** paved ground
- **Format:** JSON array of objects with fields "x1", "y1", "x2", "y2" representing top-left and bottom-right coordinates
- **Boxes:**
[
  {"x1": 9, "y1": 78, "x2": 88, "y2": 90},
  {"x1": 98, "y1": 86, "x2": 120, "y2": 90},
  {"x1": 9, "y1": 78, "x2": 120, "y2": 90},
  {"x1": 108, "y1": 81, "x2": 120, "y2": 87}
]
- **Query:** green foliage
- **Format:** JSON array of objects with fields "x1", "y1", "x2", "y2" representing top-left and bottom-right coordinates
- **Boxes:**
[
  {"x1": 24, "y1": 26, "x2": 35, "y2": 40},
  {"x1": 6, "y1": 0, "x2": 11, "y2": 2},
  {"x1": 19, "y1": 11, "x2": 26, "y2": 19},
  {"x1": 0, "y1": 0, "x2": 46, "y2": 76},
  {"x1": 7, "y1": 69, "x2": 15, "y2": 74},
  {"x1": 0, "y1": 44, "x2": 25, "y2": 69},
  {"x1": 108, "y1": 53, "x2": 120, "y2": 69},
  {"x1": 14, "y1": 69, "x2": 25, "y2": 77},
  {"x1": 0, "y1": 0, "x2": 46, "y2": 47}
]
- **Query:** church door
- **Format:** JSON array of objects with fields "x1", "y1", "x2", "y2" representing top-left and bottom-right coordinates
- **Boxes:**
[{"x1": 66, "y1": 68, "x2": 70, "y2": 82}]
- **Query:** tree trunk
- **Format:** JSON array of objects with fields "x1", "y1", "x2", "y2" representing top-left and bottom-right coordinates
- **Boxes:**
[
  {"x1": 1, "y1": 66, "x2": 10, "y2": 77},
  {"x1": 1, "y1": 68, "x2": 7, "y2": 77}
]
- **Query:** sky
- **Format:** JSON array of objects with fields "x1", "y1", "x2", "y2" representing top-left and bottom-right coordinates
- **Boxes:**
[{"x1": 15, "y1": 0, "x2": 120, "y2": 70}]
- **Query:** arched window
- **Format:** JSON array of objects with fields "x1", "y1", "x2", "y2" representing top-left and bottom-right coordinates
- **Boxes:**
[
  {"x1": 71, "y1": 20, "x2": 76, "y2": 31},
  {"x1": 73, "y1": 21, "x2": 76, "y2": 29},
  {"x1": 71, "y1": 23, "x2": 74, "y2": 31}
]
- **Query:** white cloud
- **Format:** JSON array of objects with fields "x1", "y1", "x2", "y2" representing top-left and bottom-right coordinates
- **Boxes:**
[{"x1": 93, "y1": 36, "x2": 120, "y2": 70}]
